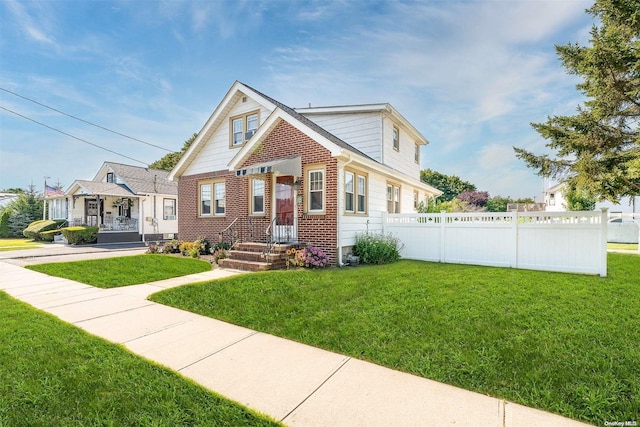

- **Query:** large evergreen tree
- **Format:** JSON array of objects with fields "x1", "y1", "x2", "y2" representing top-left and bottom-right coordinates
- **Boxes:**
[{"x1": 515, "y1": 0, "x2": 640, "y2": 202}]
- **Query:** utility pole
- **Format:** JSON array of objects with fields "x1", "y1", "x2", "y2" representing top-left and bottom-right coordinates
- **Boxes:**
[{"x1": 43, "y1": 176, "x2": 50, "y2": 220}]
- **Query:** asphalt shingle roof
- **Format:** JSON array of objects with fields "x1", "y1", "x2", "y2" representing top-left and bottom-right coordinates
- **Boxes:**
[{"x1": 105, "y1": 162, "x2": 177, "y2": 195}]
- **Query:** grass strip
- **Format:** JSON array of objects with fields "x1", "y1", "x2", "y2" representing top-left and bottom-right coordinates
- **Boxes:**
[
  {"x1": 0, "y1": 291, "x2": 280, "y2": 427},
  {"x1": 26, "y1": 254, "x2": 211, "y2": 288},
  {"x1": 0, "y1": 238, "x2": 44, "y2": 251},
  {"x1": 150, "y1": 253, "x2": 640, "y2": 425}
]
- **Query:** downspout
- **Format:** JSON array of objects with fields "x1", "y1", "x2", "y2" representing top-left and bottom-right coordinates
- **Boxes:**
[
  {"x1": 140, "y1": 196, "x2": 146, "y2": 242},
  {"x1": 337, "y1": 154, "x2": 354, "y2": 266}
]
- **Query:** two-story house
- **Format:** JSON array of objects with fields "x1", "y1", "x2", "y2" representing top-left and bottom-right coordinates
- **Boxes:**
[{"x1": 169, "y1": 81, "x2": 441, "y2": 266}]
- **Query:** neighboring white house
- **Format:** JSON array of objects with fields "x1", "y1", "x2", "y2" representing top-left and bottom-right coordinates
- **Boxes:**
[
  {"x1": 46, "y1": 162, "x2": 178, "y2": 243},
  {"x1": 0, "y1": 193, "x2": 19, "y2": 210},
  {"x1": 168, "y1": 81, "x2": 442, "y2": 266}
]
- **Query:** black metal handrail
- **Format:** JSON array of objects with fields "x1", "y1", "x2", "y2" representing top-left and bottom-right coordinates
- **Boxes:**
[{"x1": 219, "y1": 216, "x2": 298, "y2": 251}]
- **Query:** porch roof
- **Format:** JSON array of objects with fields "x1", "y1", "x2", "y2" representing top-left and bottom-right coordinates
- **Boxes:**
[
  {"x1": 235, "y1": 156, "x2": 302, "y2": 177},
  {"x1": 71, "y1": 180, "x2": 136, "y2": 197}
]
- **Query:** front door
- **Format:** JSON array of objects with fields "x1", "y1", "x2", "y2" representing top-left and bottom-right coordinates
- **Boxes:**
[
  {"x1": 274, "y1": 176, "x2": 296, "y2": 242},
  {"x1": 85, "y1": 199, "x2": 99, "y2": 226}
]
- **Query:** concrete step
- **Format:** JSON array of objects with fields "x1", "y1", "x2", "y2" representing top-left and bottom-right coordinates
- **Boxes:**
[{"x1": 218, "y1": 258, "x2": 274, "y2": 272}]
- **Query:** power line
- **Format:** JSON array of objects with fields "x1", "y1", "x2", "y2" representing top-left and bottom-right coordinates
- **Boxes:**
[
  {"x1": 0, "y1": 87, "x2": 175, "y2": 153},
  {"x1": 0, "y1": 105, "x2": 149, "y2": 166}
]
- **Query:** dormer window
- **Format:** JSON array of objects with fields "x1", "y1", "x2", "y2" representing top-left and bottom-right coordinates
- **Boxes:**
[
  {"x1": 230, "y1": 110, "x2": 259, "y2": 147},
  {"x1": 106, "y1": 172, "x2": 115, "y2": 183},
  {"x1": 393, "y1": 125, "x2": 400, "y2": 151}
]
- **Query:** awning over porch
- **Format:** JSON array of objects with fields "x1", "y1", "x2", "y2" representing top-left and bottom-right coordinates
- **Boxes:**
[{"x1": 235, "y1": 156, "x2": 302, "y2": 177}]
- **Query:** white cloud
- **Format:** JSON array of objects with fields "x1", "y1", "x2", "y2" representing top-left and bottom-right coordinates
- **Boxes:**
[{"x1": 4, "y1": 0, "x2": 57, "y2": 46}]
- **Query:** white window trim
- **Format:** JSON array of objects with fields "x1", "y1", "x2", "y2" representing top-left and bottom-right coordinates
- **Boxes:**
[
  {"x1": 307, "y1": 166, "x2": 326, "y2": 214},
  {"x1": 163, "y1": 198, "x2": 177, "y2": 220},
  {"x1": 229, "y1": 110, "x2": 260, "y2": 148},
  {"x1": 392, "y1": 125, "x2": 400, "y2": 151},
  {"x1": 251, "y1": 178, "x2": 265, "y2": 215}
]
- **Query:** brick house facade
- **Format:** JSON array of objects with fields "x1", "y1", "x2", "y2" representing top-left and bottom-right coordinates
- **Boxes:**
[{"x1": 169, "y1": 81, "x2": 442, "y2": 266}]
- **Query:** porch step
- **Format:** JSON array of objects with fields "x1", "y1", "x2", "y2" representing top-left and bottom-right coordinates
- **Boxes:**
[{"x1": 218, "y1": 242, "x2": 304, "y2": 271}]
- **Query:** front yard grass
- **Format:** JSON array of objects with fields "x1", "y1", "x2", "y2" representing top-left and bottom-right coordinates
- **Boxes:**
[
  {"x1": 0, "y1": 292, "x2": 279, "y2": 427},
  {"x1": 150, "y1": 253, "x2": 640, "y2": 425},
  {"x1": 0, "y1": 238, "x2": 44, "y2": 251},
  {"x1": 26, "y1": 254, "x2": 211, "y2": 288}
]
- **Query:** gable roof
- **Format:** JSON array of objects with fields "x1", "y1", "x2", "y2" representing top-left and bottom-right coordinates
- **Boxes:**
[
  {"x1": 97, "y1": 162, "x2": 177, "y2": 195},
  {"x1": 68, "y1": 180, "x2": 135, "y2": 197}
]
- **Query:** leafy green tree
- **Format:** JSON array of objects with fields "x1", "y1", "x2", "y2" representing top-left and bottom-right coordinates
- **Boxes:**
[
  {"x1": 565, "y1": 185, "x2": 597, "y2": 211},
  {"x1": 486, "y1": 196, "x2": 514, "y2": 212},
  {"x1": 515, "y1": 0, "x2": 640, "y2": 202},
  {"x1": 420, "y1": 169, "x2": 476, "y2": 202},
  {"x1": 149, "y1": 133, "x2": 197, "y2": 171}
]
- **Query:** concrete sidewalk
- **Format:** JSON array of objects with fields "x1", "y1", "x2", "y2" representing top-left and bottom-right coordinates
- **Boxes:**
[{"x1": 0, "y1": 260, "x2": 593, "y2": 427}]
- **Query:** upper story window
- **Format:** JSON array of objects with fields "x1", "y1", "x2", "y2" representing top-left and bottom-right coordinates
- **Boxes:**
[
  {"x1": 163, "y1": 198, "x2": 176, "y2": 220},
  {"x1": 414, "y1": 144, "x2": 420, "y2": 164},
  {"x1": 392, "y1": 125, "x2": 400, "y2": 151},
  {"x1": 106, "y1": 172, "x2": 115, "y2": 183},
  {"x1": 230, "y1": 110, "x2": 259, "y2": 147},
  {"x1": 251, "y1": 178, "x2": 265, "y2": 214},
  {"x1": 307, "y1": 167, "x2": 325, "y2": 213},
  {"x1": 199, "y1": 180, "x2": 225, "y2": 216}
]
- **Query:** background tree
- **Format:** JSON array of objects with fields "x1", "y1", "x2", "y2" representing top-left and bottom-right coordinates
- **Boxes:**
[
  {"x1": 420, "y1": 169, "x2": 476, "y2": 202},
  {"x1": 457, "y1": 190, "x2": 489, "y2": 209},
  {"x1": 515, "y1": 0, "x2": 640, "y2": 202},
  {"x1": 149, "y1": 133, "x2": 197, "y2": 171},
  {"x1": 564, "y1": 184, "x2": 597, "y2": 211},
  {"x1": 485, "y1": 196, "x2": 513, "y2": 212},
  {"x1": 1, "y1": 185, "x2": 43, "y2": 237}
]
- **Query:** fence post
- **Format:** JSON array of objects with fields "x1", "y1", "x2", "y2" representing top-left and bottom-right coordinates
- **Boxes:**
[
  {"x1": 600, "y1": 208, "x2": 608, "y2": 277},
  {"x1": 511, "y1": 210, "x2": 518, "y2": 269},
  {"x1": 440, "y1": 210, "x2": 446, "y2": 263}
]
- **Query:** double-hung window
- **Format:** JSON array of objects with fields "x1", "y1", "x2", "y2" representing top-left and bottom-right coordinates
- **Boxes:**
[
  {"x1": 230, "y1": 110, "x2": 259, "y2": 147},
  {"x1": 393, "y1": 125, "x2": 400, "y2": 151},
  {"x1": 251, "y1": 178, "x2": 265, "y2": 214},
  {"x1": 387, "y1": 183, "x2": 400, "y2": 213},
  {"x1": 163, "y1": 198, "x2": 176, "y2": 220},
  {"x1": 344, "y1": 170, "x2": 367, "y2": 214},
  {"x1": 308, "y1": 168, "x2": 325, "y2": 213},
  {"x1": 199, "y1": 180, "x2": 225, "y2": 216},
  {"x1": 345, "y1": 171, "x2": 355, "y2": 213}
]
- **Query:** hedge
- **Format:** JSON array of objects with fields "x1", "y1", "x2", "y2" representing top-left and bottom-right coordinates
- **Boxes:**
[
  {"x1": 23, "y1": 220, "x2": 60, "y2": 241},
  {"x1": 0, "y1": 210, "x2": 10, "y2": 238},
  {"x1": 61, "y1": 226, "x2": 99, "y2": 245}
]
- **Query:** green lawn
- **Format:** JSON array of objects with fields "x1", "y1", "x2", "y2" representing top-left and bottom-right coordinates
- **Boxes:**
[
  {"x1": 0, "y1": 238, "x2": 44, "y2": 251},
  {"x1": 0, "y1": 292, "x2": 280, "y2": 427},
  {"x1": 608, "y1": 242, "x2": 638, "y2": 251},
  {"x1": 26, "y1": 254, "x2": 211, "y2": 288},
  {"x1": 150, "y1": 253, "x2": 640, "y2": 425}
]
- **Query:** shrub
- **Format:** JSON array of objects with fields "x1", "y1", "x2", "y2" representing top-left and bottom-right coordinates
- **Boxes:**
[
  {"x1": 352, "y1": 232, "x2": 403, "y2": 265},
  {"x1": 212, "y1": 248, "x2": 228, "y2": 264},
  {"x1": 0, "y1": 209, "x2": 11, "y2": 238},
  {"x1": 286, "y1": 245, "x2": 329, "y2": 269},
  {"x1": 195, "y1": 237, "x2": 211, "y2": 255},
  {"x1": 61, "y1": 226, "x2": 99, "y2": 245},
  {"x1": 163, "y1": 239, "x2": 182, "y2": 254},
  {"x1": 146, "y1": 242, "x2": 162, "y2": 254},
  {"x1": 23, "y1": 220, "x2": 59, "y2": 241}
]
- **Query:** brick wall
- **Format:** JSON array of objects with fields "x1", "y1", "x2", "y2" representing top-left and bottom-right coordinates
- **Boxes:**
[{"x1": 178, "y1": 119, "x2": 339, "y2": 264}]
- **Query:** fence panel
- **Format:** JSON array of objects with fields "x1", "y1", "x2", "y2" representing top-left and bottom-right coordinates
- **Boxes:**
[{"x1": 383, "y1": 210, "x2": 607, "y2": 276}]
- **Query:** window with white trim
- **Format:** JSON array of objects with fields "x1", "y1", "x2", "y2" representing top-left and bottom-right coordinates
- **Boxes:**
[
  {"x1": 251, "y1": 178, "x2": 265, "y2": 214},
  {"x1": 230, "y1": 110, "x2": 259, "y2": 147},
  {"x1": 214, "y1": 182, "x2": 225, "y2": 215},
  {"x1": 163, "y1": 198, "x2": 176, "y2": 220},
  {"x1": 387, "y1": 183, "x2": 401, "y2": 213},
  {"x1": 414, "y1": 144, "x2": 420, "y2": 164},
  {"x1": 308, "y1": 168, "x2": 324, "y2": 212}
]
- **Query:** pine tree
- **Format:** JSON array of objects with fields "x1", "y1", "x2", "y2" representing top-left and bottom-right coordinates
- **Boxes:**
[{"x1": 515, "y1": 0, "x2": 640, "y2": 202}]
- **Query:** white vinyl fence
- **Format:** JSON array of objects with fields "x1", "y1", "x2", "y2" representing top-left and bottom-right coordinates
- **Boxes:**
[{"x1": 383, "y1": 209, "x2": 608, "y2": 277}]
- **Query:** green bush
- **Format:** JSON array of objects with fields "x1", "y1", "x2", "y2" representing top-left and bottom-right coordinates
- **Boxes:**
[
  {"x1": 61, "y1": 226, "x2": 99, "y2": 245},
  {"x1": 0, "y1": 209, "x2": 10, "y2": 238},
  {"x1": 352, "y1": 232, "x2": 403, "y2": 265},
  {"x1": 23, "y1": 220, "x2": 59, "y2": 241}
]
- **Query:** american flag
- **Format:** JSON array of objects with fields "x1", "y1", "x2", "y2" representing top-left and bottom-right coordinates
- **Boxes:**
[{"x1": 45, "y1": 184, "x2": 64, "y2": 197}]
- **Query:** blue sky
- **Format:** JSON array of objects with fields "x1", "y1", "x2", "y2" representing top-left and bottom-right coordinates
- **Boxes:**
[{"x1": 1, "y1": 0, "x2": 593, "y2": 199}]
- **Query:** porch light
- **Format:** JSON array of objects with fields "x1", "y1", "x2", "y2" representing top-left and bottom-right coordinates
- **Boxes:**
[{"x1": 293, "y1": 179, "x2": 303, "y2": 191}]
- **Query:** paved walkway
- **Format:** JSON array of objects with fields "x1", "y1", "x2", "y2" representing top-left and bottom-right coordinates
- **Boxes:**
[{"x1": 0, "y1": 246, "x2": 592, "y2": 426}]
